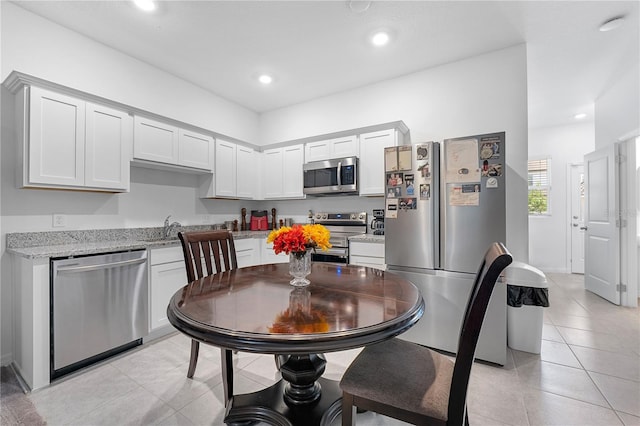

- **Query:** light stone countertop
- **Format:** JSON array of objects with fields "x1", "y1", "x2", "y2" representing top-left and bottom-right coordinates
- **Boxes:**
[
  {"x1": 348, "y1": 234, "x2": 385, "y2": 243},
  {"x1": 6, "y1": 228, "x2": 270, "y2": 259},
  {"x1": 7, "y1": 228, "x2": 387, "y2": 259}
]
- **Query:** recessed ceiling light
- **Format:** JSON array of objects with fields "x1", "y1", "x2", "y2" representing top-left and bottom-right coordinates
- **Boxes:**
[
  {"x1": 574, "y1": 113, "x2": 587, "y2": 120},
  {"x1": 371, "y1": 31, "x2": 390, "y2": 47},
  {"x1": 349, "y1": 1, "x2": 371, "y2": 14},
  {"x1": 599, "y1": 16, "x2": 625, "y2": 32},
  {"x1": 258, "y1": 74, "x2": 273, "y2": 85},
  {"x1": 133, "y1": 0, "x2": 156, "y2": 12}
]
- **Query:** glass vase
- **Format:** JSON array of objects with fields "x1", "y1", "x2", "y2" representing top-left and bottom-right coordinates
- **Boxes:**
[{"x1": 289, "y1": 249, "x2": 312, "y2": 287}]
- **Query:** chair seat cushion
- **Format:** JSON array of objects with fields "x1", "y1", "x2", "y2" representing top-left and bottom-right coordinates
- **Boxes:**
[{"x1": 340, "y1": 338, "x2": 454, "y2": 421}]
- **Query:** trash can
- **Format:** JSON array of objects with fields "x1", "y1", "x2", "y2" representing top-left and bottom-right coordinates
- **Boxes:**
[{"x1": 506, "y1": 261, "x2": 549, "y2": 354}]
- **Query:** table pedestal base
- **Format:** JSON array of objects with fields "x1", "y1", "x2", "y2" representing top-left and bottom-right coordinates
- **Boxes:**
[{"x1": 224, "y1": 377, "x2": 342, "y2": 426}]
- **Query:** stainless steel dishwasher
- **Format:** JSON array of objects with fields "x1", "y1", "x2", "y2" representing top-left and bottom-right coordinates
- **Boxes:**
[{"x1": 51, "y1": 249, "x2": 148, "y2": 379}]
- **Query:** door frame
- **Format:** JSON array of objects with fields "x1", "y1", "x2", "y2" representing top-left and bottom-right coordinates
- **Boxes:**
[
  {"x1": 566, "y1": 163, "x2": 585, "y2": 274},
  {"x1": 619, "y1": 137, "x2": 638, "y2": 307}
]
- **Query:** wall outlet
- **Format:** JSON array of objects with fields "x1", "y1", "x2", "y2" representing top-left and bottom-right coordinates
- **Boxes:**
[
  {"x1": 52, "y1": 214, "x2": 66, "y2": 228},
  {"x1": 202, "y1": 215, "x2": 212, "y2": 224}
]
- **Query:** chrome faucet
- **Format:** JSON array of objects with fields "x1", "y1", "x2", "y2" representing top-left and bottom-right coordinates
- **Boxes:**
[{"x1": 163, "y1": 215, "x2": 181, "y2": 239}]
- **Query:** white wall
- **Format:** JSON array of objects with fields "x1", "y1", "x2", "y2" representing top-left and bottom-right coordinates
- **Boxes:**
[
  {"x1": 259, "y1": 45, "x2": 530, "y2": 264},
  {"x1": 0, "y1": 2, "x2": 262, "y2": 365},
  {"x1": 528, "y1": 122, "x2": 595, "y2": 272},
  {"x1": 594, "y1": 63, "x2": 640, "y2": 148},
  {"x1": 0, "y1": 4, "x2": 529, "y2": 364},
  {"x1": 1, "y1": 2, "x2": 259, "y2": 144}
]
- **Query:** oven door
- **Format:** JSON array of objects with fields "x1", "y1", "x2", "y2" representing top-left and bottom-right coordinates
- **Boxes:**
[{"x1": 312, "y1": 247, "x2": 349, "y2": 264}]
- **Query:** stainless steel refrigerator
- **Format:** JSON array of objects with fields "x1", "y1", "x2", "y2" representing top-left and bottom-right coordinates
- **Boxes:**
[{"x1": 384, "y1": 132, "x2": 507, "y2": 365}]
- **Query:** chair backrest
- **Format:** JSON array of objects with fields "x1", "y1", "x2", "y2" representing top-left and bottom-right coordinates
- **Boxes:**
[
  {"x1": 447, "y1": 242, "x2": 512, "y2": 426},
  {"x1": 178, "y1": 230, "x2": 238, "y2": 282}
]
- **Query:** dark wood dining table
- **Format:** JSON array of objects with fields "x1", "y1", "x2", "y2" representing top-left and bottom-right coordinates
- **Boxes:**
[{"x1": 167, "y1": 262, "x2": 424, "y2": 426}]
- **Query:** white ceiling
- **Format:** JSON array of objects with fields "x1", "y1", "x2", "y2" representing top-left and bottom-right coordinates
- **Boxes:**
[{"x1": 12, "y1": 1, "x2": 639, "y2": 129}]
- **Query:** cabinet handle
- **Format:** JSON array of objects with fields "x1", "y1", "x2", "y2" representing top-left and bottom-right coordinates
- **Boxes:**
[{"x1": 57, "y1": 258, "x2": 146, "y2": 273}]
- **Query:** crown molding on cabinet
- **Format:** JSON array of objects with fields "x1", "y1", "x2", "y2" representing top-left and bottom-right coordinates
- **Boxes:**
[
  {"x1": 4, "y1": 71, "x2": 410, "y2": 158},
  {"x1": 2, "y1": 70, "x2": 259, "y2": 151},
  {"x1": 264, "y1": 121, "x2": 410, "y2": 150}
]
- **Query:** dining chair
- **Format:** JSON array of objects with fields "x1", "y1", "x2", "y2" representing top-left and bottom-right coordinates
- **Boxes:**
[
  {"x1": 340, "y1": 241, "x2": 513, "y2": 425},
  {"x1": 178, "y1": 230, "x2": 238, "y2": 379}
]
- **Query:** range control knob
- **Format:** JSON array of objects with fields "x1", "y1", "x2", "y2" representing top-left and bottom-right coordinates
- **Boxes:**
[
  {"x1": 322, "y1": 214, "x2": 328, "y2": 220},
  {"x1": 350, "y1": 213, "x2": 356, "y2": 220},
  {"x1": 315, "y1": 213, "x2": 322, "y2": 220},
  {"x1": 359, "y1": 213, "x2": 365, "y2": 220}
]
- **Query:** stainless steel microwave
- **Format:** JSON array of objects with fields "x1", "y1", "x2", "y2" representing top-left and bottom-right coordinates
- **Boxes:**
[{"x1": 303, "y1": 157, "x2": 358, "y2": 196}]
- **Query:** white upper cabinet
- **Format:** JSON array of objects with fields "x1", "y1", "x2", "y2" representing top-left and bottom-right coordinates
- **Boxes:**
[
  {"x1": 359, "y1": 128, "x2": 405, "y2": 196},
  {"x1": 133, "y1": 116, "x2": 213, "y2": 171},
  {"x1": 200, "y1": 139, "x2": 256, "y2": 199},
  {"x1": 262, "y1": 144, "x2": 305, "y2": 199},
  {"x1": 237, "y1": 144, "x2": 257, "y2": 199},
  {"x1": 19, "y1": 86, "x2": 130, "y2": 192},
  {"x1": 179, "y1": 129, "x2": 214, "y2": 170},
  {"x1": 304, "y1": 135, "x2": 359, "y2": 162},
  {"x1": 282, "y1": 144, "x2": 305, "y2": 198},
  {"x1": 262, "y1": 148, "x2": 284, "y2": 199},
  {"x1": 85, "y1": 102, "x2": 131, "y2": 190},
  {"x1": 215, "y1": 139, "x2": 237, "y2": 197},
  {"x1": 133, "y1": 116, "x2": 178, "y2": 165}
]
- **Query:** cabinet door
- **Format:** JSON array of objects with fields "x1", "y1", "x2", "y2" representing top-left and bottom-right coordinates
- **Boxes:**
[
  {"x1": 179, "y1": 129, "x2": 214, "y2": 170},
  {"x1": 305, "y1": 136, "x2": 358, "y2": 162},
  {"x1": 331, "y1": 135, "x2": 359, "y2": 158},
  {"x1": 85, "y1": 102, "x2": 131, "y2": 191},
  {"x1": 349, "y1": 241, "x2": 385, "y2": 270},
  {"x1": 237, "y1": 145, "x2": 256, "y2": 199},
  {"x1": 262, "y1": 241, "x2": 290, "y2": 264},
  {"x1": 150, "y1": 261, "x2": 187, "y2": 331},
  {"x1": 28, "y1": 86, "x2": 85, "y2": 186},
  {"x1": 359, "y1": 129, "x2": 398, "y2": 196},
  {"x1": 349, "y1": 255, "x2": 385, "y2": 270},
  {"x1": 236, "y1": 238, "x2": 259, "y2": 268},
  {"x1": 133, "y1": 116, "x2": 178, "y2": 165},
  {"x1": 305, "y1": 140, "x2": 332, "y2": 162},
  {"x1": 282, "y1": 144, "x2": 304, "y2": 198},
  {"x1": 262, "y1": 148, "x2": 284, "y2": 199},
  {"x1": 215, "y1": 139, "x2": 237, "y2": 197}
]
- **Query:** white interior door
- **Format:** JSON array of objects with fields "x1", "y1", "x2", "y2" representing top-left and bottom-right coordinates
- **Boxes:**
[
  {"x1": 584, "y1": 145, "x2": 620, "y2": 305},
  {"x1": 570, "y1": 164, "x2": 585, "y2": 273}
]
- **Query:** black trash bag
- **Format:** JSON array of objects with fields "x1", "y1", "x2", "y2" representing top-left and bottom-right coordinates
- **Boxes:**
[{"x1": 507, "y1": 285, "x2": 550, "y2": 307}]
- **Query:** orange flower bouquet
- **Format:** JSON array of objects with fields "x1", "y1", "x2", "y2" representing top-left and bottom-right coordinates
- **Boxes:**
[
  {"x1": 267, "y1": 224, "x2": 331, "y2": 286},
  {"x1": 267, "y1": 224, "x2": 332, "y2": 256}
]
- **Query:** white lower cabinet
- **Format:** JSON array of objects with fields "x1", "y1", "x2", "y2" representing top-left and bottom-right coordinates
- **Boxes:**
[
  {"x1": 235, "y1": 238, "x2": 260, "y2": 268},
  {"x1": 149, "y1": 246, "x2": 186, "y2": 333},
  {"x1": 349, "y1": 241, "x2": 385, "y2": 270},
  {"x1": 261, "y1": 241, "x2": 289, "y2": 264},
  {"x1": 149, "y1": 239, "x2": 260, "y2": 333}
]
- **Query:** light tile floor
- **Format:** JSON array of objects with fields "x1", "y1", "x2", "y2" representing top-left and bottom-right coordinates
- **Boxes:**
[{"x1": 23, "y1": 273, "x2": 640, "y2": 425}]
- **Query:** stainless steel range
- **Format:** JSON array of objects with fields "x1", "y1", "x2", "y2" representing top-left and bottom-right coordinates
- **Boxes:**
[{"x1": 312, "y1": 211, "x2": 367, "y2": 264}]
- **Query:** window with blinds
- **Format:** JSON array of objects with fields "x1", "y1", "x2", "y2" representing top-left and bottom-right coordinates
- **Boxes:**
[{"x1": 528, "y1": 158, "x2": 550, "y2": 214}]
